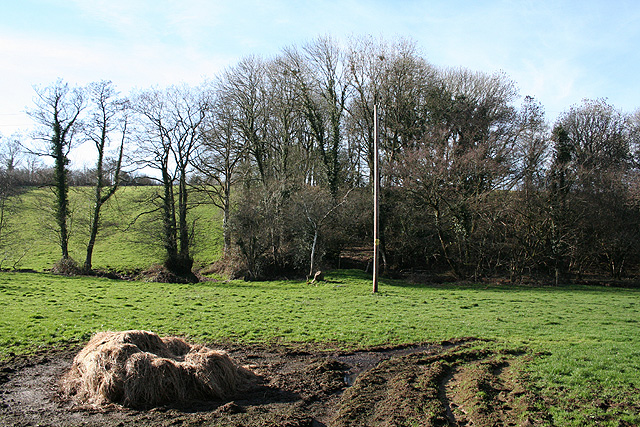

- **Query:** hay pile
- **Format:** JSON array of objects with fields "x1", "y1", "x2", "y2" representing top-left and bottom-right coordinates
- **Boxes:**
[{"x1": 61, "y1": 330, "x2": 254, "y2": 408}]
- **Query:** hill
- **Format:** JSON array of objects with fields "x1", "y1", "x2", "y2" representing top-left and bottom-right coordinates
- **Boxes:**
[{"x1": 1, "y1": 186, "x2": 223, "y2": 272}]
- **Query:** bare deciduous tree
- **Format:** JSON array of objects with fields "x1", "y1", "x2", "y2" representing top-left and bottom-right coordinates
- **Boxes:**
[
  {"x1": 133, "y1": 84, "x2": 209, "y2": 277},
  {"x1": 284, "y1": 36, "x2": 351, "y2": 197},
  {"x1": 219, "y1": 56, "x2": 270, "y2": 185},
  {"x1": 195, "y1": 88, "x2": 245, "y2": 256},
  {"x1": 83, "y1": 80, "x2": 128, "y2": 272}
]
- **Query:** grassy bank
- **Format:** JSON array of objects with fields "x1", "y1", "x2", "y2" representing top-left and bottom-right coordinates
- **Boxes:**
[
  {"x1": 0, "y1": 269, "x2": 638, "y2": 425},
  {"x1": 2, "y1": 186, "x2": 222, "y2": 272}
]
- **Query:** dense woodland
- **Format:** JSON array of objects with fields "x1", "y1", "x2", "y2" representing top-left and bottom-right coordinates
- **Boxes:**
[{"x1": 1, "y1": 36, "x2": 640, "y2": 283}]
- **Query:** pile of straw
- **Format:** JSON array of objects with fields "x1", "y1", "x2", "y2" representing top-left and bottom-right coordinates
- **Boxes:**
[{"x1": 61, "y1": 330, "x2": 254, "y2": 408}]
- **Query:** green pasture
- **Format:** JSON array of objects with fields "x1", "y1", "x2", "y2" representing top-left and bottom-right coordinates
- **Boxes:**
[
  {"x1": 0, "y1": 269, "x2": 638, "y2": 425},
  {"x1": 2, "y1": 186, "x2": 222, "y2": 272}
]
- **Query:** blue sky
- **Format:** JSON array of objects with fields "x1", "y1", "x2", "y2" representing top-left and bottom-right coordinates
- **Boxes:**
[{"x1": 1, "y1": 0, "x2": 639, "y2": 139}]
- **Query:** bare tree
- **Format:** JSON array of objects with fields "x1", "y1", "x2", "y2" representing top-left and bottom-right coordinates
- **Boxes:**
[
  {"x1": 348, "y1": 39, "x2": 439, "y2": 272},
  {"x1": 195, "y1": 88, "x2": 245, "y2": 256},
  {"x1": 0, "y1": 132, "x2": 23, "y2": 172},
  {"x1": 219, "y1": 56, "x2": 270, "y2": 184},
  {"x1": 134, "y1": 88, "x2": 178, "y2": 270},
  {"x1": 265, "y1": 56, "x2": 310, "y2": 185},
  {"x1": 506, "y1": 96, "x2": 551, "y2": 280},
  {"x1": 83, "y1": 81, "x2": 128, "y2": 272},
  {"x1": 133, "y1": 84, "x2": 209, "y2": 277},
  {"x1": 28, "y1": 79, "x2": 85, "y2": 261},
  {"x1": 296, "y1": 186, "x2": 352, "y2": 278},
  {"x1": 345, "y1": 36, "x2": 389, "y2": 184},
  {"x1": 377, "y1": 40, "x2": 439, "y2": 164},
  {"x1": 284, "y1": 36, "x2": 351, "y2": 197}
]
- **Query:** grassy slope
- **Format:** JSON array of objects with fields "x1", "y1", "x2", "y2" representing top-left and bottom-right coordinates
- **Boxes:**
[
  {"x1": 2, "y1": 186, "x2": 222, "y2": 271},
  {"x1": 0, "y1": 270, "x2": 638, "y2": 425}
]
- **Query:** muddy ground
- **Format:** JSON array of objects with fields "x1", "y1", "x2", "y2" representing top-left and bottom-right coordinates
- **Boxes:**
[{"x1": 0, "y1": 338, "x2": 551, "y2": 427}]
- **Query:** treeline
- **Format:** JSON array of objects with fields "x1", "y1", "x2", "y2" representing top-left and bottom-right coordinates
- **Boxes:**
[{"x1": 2, "y1": 36, "x2": 639, "y2": 282}]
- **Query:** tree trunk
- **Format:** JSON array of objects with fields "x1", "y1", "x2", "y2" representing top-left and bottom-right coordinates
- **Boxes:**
[
  {"x1": 162, "y1": 166, "x2": 179, "y2": 268},
  {"x1": 178, "y1": 170, "x2": 190, "y2": 260},
  {"x1": 84, "y1": 202, "x2": 100, "y2": 271},
  {"x1": 84, "y1": 111, "x2": 125, "y2": 272},
  {"x1": 83, "y1": 144, "x2": 105, "y2": 271},
  {"x1": 222, "y1": 193, "x2": 231, "y2": 256},
  {"x1": 309, "y1": 227, "x2": 318, "y2": 279},
  {"x1": 53, "y1": 126, "x2": 70, "y2": 260}
]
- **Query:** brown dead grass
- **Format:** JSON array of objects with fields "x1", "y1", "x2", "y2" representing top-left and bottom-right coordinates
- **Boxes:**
[
  {"x1": 60, "y1": 330, "x2": 255, "y2": 408},
  {"x1": 51, "y1": 257, "x2": 83, "y2": 276},
  {"x1": 136, "y1": 264, "x2": 199, "y2": 283}
]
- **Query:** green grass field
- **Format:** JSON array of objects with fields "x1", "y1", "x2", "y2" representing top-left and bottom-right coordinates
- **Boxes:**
[{"x1": 0, "y1": 269, "x2": 638, "y2": 425}]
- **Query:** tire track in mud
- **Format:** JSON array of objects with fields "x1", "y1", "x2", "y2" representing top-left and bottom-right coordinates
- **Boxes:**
[
  {"x1": 438, "y1": 369, "x2": 460, "y2": 426},
  {"x1": 441, "y1": 359, "x2": 517, "y2": 427},
  {"x1": 332, "y1": 339, "x2": 545, "y2": 427}
]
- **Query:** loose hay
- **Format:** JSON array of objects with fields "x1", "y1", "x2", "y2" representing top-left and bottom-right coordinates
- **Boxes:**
[{"x1": 61, "y1": 330, "x2": 255, "y2": 408}]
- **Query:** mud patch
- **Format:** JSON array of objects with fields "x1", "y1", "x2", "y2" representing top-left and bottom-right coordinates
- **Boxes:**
[
  {"x1": 332, "y1": 342, "x2": 548, "y2": 426},
  {"x1": 0, "y1": 339, "x2": 547, "y2": 426}
]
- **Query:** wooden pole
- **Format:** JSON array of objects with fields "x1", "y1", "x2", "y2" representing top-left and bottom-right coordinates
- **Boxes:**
[{"x1": 373, "y1": 102, "x2": 380, "y2": 293}]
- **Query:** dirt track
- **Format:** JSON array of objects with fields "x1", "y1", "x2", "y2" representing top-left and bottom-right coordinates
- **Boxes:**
[{"x1": 0, "y1": 338, "x2": 549, "y2": 426}]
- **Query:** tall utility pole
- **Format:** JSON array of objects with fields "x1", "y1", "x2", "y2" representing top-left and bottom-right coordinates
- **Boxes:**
[{"x1": 373, "y1": 102, "x2": 380, "y2": 293}]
